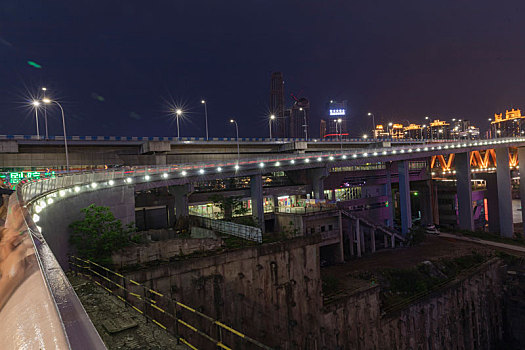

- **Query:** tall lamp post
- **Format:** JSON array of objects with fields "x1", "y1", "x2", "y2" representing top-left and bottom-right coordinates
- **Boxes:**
[
  {"x1": 42, "y1": 87, "x2": 49, "y2": 139},
  {"x1": 201, "y1": 100, "x2": 209, "y2": 140},
  {"x1": 32, "y1": 101, "x2": 40, "y2": 139},
  {"x1": 300, "y1": 107, "x2": 308, "y2": 139},
  {"x1": 337, "y1": 118, "x2": 343, "y2": 150},
  {"x1": 367, "y1": 112, "x2": 375, "y2": 139},
  {"x1": 230, "y1": 119, "x2": 240, "y2": 163},
  {"x1": 42, "y1": 98, "x2": 69, "y2": 171},
  {"x1": 269, "y1": 114, "x2": 275, "y2": 139},
  {"x1": 175, "y1": 109, "x2": 182, "y2": 139},
  {"x1": 488, "y1": 118, "x2": 493, "y2": 139}
]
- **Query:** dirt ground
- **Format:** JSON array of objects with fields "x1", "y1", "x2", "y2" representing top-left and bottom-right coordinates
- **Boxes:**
[
  {"x1": 321, "y1": 234, "x2": 522, "y2": 288},
  {"x1": 68, "y1": 273, "x2": 188, "y2": 350}
]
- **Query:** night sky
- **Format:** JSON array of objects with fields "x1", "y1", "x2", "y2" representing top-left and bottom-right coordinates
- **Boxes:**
[{"x1": 1, "y1": 1, "x2": 525, "y2": 138}]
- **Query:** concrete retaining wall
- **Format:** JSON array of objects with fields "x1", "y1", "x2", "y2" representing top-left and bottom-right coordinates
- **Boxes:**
[
  {"x1": 39, "y1": 185, "x2": 135, "y2": 269},
  {"x1": 111, "y1": 237, "x2": 223, "y2": 268},
  {"x1": 121, "y1": 241, "x2": 507, "y2": 349}
]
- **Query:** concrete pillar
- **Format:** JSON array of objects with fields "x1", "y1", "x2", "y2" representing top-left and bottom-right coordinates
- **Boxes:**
[
  {"x1": 370, "y1": 228, "x2": 376, "y2": 253},
  {"x1": 308, "y1": 167, "x2": 328, "y2": 200},
  {"x1": 484, "y1": 173, "x2": 500, "y2": 233},
  {"x1": 398, "y1": 160, "x2": 412, "y2": 235},
  {"x1": 337, "y1": 212, "x2": 344, "y2": 262},
  {"x1": 172, "y1": 184, "x2": 192, "y2": 220},
  {"x1": 430, "y1": 179, "x2": 440, "y2": 226},
  {"x1": 360, "y1": 227, "x2": 365, "y2": 253},
  {"x1": 250, "y1": 174, "x2": 265, "y2": 233},
  {"x1": 419, "y1": 181, "x2": 434, "y2": 226},
  {"x1": 455, "y1": 152, "x2": 474, "y2": 231},
  {"x1": 518, "y1": 147, "x2": 525, "y2": 238},
  {"x1": 385, "y1": 162, "x2": 395, "y2": 227},
  {"x1": 167, "y1": 201, "x2": 175, "y2": 227},
  {"x1": 355, "y1": 219, "x2": 361, "y2": 257},
  {"x1": 349, "y1": 220, "x2": 355, "y2": 257},
  {"x1": 495, "y1": 147, "x2": 513, "y2": 237},
  {"x1": 383, "y1": 231, "x2": 388, "y2": 248}
]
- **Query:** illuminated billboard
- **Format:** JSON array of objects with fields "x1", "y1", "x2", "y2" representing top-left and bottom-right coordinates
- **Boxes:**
[
  {"x1": 329, "y1": 109, "x2": 346, "y2": 116},
  {"x1": 0, "y1": 171, "x2": 56, "y2": 188}
]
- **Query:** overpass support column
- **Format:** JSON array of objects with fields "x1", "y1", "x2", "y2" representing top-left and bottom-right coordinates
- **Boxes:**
[
  {"x1": 419, "y1": 180, "x2": 434, "y2": 226},
  {"x1": 518, "y1": 148, "x2": 525, "y2": 238},
  {"x1": 398, "y1": 160, "x2": 412, "y2": 235},
  {"x1": 484, "y1": 173, "x2": 500, "y2": 233},
  {"x1": 385, "y1": 162, "x2": 394, "y2": 228},
  {"x1": 250, "y1": 174, "x2": 265, "y2": 233},
  {"x1": 172, "y1": 184, "x2": 193, "y2": 221},
  {"x1": 455, "y1": 152, "x2": 474, "y2": 231},
  {"x1": 496, "y1": 147, "x2": 513, "y2": 237},
  {"x1": 308, "y1": 167, "x2": 328, "y2": 200}
]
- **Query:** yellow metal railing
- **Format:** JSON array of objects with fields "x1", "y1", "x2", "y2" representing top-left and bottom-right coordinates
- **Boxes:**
[{"x1": 70, "y1": 256, "x2": 273, "y2": 350}]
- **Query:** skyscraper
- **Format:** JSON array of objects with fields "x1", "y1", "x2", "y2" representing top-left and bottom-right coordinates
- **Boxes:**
[{"x1": 269, "y1": 72, "x2": 286, "y2": 138}]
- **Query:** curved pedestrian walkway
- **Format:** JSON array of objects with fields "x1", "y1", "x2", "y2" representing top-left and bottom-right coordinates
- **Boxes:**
[{"x1": 439, "y1": 232, "x2": 525, "y2": 253}]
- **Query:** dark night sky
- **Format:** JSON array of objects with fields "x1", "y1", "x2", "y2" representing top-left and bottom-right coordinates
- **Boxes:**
[{"x1": 1, "y1": 1, "x2": 525, "y2": 138}]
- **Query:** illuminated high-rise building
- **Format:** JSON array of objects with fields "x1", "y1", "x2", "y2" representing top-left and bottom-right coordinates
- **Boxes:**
[
  {"x1": 491, "y1": 109, "x2": 525, "y2": 138},
  {"x1": 320, "y1": 100, "x2": 348, "y2": 138}
]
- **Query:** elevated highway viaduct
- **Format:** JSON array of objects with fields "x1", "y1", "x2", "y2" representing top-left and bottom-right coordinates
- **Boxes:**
[
  {"x1": 2, "y1": 136, "x2": 525, "y2": 348},
  {"x1": 0, "y1": 135, "x2": 425, "y2": 169}
]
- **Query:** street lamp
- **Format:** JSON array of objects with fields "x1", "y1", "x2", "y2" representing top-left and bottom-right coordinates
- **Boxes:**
[
  {"x1": 362, "y1": 134, "x2": 368, "y2": 139},
  {"x1": 230, "y1": 119, "x2": 240, "y2": 163},
  {"x1": 201, "y1": 100, "x2": 209, "y2": 141},
  {"x1": 367, "y1": 112, "x2": 375, "y2": 138},
  {"x1": 337, "y1": 118, "x2": 343, "y2": 150},
  {"x1": 269, "y1": 114, "x2": 275, "y2": 139},
  {"x1": 488, "y1": 118, "x2": 493, "y2": 139},
  {"x1": 300, "y1": 107, "x2": 308, "y2": 139},
  {"x1": 175, "y1": 109, "x2": 182, "y2": 139},
  {"x1": 31, "y1": 101, "x2": 40, "y2": 139},
  {"x1": 42, "y1": 87, "x2": 49, "y2": 139},
  {"x1": 42, "y1": 98, "x2": 69, "y2": 171}
]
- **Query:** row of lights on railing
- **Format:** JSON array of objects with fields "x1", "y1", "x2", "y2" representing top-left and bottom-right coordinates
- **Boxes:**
[
  {"x1": 434, "y1": 165, "x2": 520, "y2": 176},
  {"x1": 26, "y1": 137, "x2": 525, "y2": 189}
]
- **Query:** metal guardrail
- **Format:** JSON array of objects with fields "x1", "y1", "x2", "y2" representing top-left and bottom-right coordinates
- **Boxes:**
[
  {"x1": 0, "y1": 134, "x2": 429, "y2": 143},
  {"x1": 1, "y1": 183, "x2": 105, "y2": 349},
  {"x1": 70, "y1": 256, "x2": 273, "y2": 350},
  {"x1": 193, "y1": 216, "x2": 262, "y2": 243}
]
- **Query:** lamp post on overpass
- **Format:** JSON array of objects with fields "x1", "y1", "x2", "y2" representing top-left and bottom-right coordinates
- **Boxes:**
[
  {"x1": 269, "y1": 114, "x2": 275, "y2": 139},
  {"x1": 367, "y1": 112, "x2": 375, "y2": 139},
  {"x1": 42, "y1": 98, "x2": 69, "y2": 171},
  {"x1": 175, "y1": 108, "x2": 183, "y2": 139},
  {"x1": 42, "y1": 87, "x2": 49, "y2": 139},
  {"x1": 230, "y1": 119, "x2": 240, "y2": 163},
  {"x1": 201, "y1": 100, "x2": 209, "y2": 141},
  {"x1": 31, "y1": 100, "x2": 40, "y2": 139},
  {"x1": 337, "y1": 118, "x2": 343, "y2": 150}
]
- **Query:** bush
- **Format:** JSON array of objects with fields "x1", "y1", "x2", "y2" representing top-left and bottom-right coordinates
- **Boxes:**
[{"x1": 70, "y1": 204, "x2": 134, "y2": 265}]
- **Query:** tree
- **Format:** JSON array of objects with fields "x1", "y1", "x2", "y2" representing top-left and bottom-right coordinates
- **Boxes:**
[
  {"x1": 70, "y1": 204, "x2": 133, "y2": 265},
  {"x1": 209, "y1": 194, "x2": 249, "y2": 220}
]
